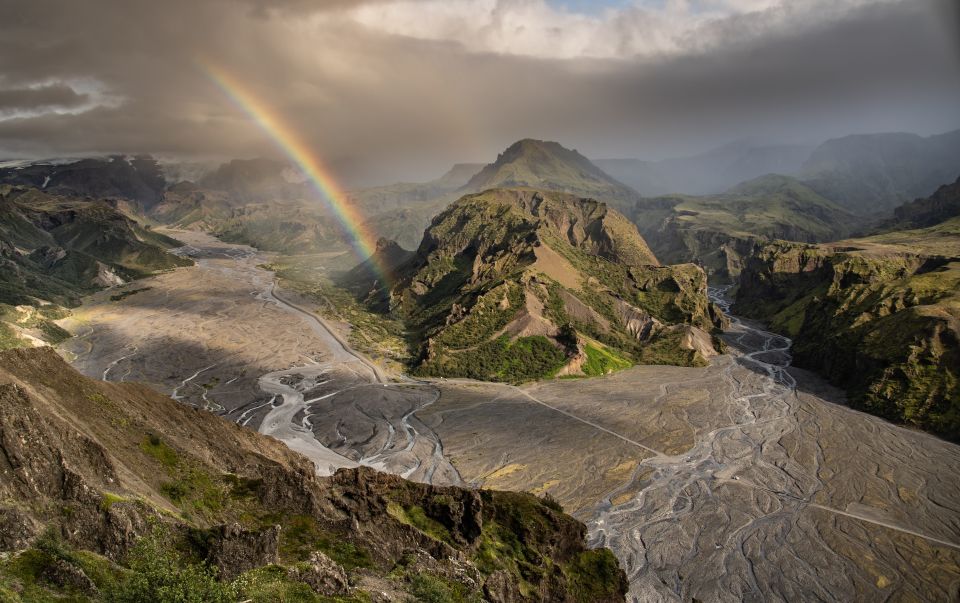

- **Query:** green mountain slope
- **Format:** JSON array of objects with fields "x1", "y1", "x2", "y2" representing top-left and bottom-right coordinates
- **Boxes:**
[
  {"x1": 351, "y1": 188, "x2": 722, "y2": 383},
  {"x1": 630, "y1": 174, "x2": 857, "y2": 280},
  {"x1": 734, "y1": 187, "x2": 960, "y2": 439},
  {"x1": 0, "y1": 186, "x2": 191, "y2": 348},
  {"x1": 0, "y1": 346, "x2": 627, "y2": 602}
]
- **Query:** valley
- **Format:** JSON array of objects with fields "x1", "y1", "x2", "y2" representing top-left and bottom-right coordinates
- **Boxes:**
[{"x1": 56, "y1": 229, "x2": 960, "y2": 602}]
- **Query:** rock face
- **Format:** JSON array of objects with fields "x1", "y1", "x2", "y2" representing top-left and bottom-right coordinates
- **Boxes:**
[
  {"x1": 0, "y1": 347, "x2": 628, "y2": 602},
  {"x1": 884, "y1": 176, "x2": 960, "y2": 230},
  {"x1": 359, "y1": 188, "x2": 721, "y2": 382},
  {"x1": 735, "y1": 237, "x2": 960, "y2": 440}
]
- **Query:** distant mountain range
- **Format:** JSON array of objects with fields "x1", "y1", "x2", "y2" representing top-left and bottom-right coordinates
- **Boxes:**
[
  {"x1": 799, "y1": 130, "x2": 960, "y2": 215},
  {"x1": 631, "y1": 174, "x2": 857, "y2": 279},
  {"x1": 594, "y1": 141, "x2": 814, "y2": 197},
  {"x1": 596, "y1": 129, "x2": 960, "y2": 216}
]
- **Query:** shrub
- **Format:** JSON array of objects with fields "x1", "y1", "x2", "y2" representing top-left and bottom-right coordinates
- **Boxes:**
[{"x1": 105, "y1": 527, "x2": 238, "y2": 603}]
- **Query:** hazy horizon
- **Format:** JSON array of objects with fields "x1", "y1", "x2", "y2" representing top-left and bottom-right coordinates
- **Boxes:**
[{"x1": 1, "y1": 0, "x2": 959, "y2": 186}]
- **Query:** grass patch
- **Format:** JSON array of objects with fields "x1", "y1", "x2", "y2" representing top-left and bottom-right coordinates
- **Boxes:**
[
  {"x1": 417, "y1": 335, "x2": 567, "y2": 384},
  {"x1": 276, "y1": 515, "x2": 372, "y2": 569},
  {"x1": 109, "y1": 287, "x2": 151, "y2": 302},
  {"x1": 140, "y1": 435, "x2": 179, "y2": 469},
  {"x1": 386, "y1": 502, "x2": 452, "y2": 544},
  {"x1": 581, "y1": 343, "x2": 632, "y2": 376},
  {"x1": 408, "y1": 574, "x2": 483, "y2": 603}
]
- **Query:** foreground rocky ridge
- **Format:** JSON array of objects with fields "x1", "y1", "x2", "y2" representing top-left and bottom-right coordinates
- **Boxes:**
[
  {"x1": 0, "y1": 347, "x2": 626, "y2": 602},
  {"x1": 349, "y1": 188, "x2": 722, "y2": 383}
]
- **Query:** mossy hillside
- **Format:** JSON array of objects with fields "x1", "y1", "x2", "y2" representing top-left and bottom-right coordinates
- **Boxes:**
[
  {"x1": 0, "y1": 303, "x2": 72, "y2": 350},
  {"x1": 736, "y1": 237, "x2": 960, "y2": 440},
  {"x1": 378, "y1": 188, "x2": 720, "y2": 383},
  {"x1": 417, "y1": 335, "x2": 568, "y2": 384},
  {"x1": 463, "y1": 138, "x2": 640, "y2": 210}
]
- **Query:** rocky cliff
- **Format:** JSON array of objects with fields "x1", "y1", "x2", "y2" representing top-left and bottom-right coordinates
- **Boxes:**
[
  {"x1": 0, "y1": 347, "x2": 627, "y2": 602},
  {"x1": 735, "y1": 235, "x2": 959, "y2": 440}
]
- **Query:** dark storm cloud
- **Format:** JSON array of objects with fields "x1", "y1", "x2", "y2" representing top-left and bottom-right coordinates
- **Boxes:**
[
  {"x1": 0, "y1": 0, "x2": 957, "y2": 183},
  {"x1": 0, "y1": 84, "x2": 89, "y2": 113}
]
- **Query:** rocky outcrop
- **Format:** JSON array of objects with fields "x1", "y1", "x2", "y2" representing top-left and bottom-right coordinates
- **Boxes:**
[
  {"x1": 204, "y1": 523, "x2": 281, "y2": 580},
  {"x1": 884, "y1": 175, "x2": 960, "y2": 230},
  {"x1": 287, "y1": 551, "x2": 350, "y2": 596}
]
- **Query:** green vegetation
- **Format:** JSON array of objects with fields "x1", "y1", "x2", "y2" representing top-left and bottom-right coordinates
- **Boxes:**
[
  {"x1": 274, "y1": 515, "x2": 372, "y2": 570},
  {"x1": 387, "y1": 502, "x2": 453, "y2": 544},
  {"x1": 581, "y1": 343, "x2": 632, "y2": 376},
  {"x1": 140, "y1": 435, "x2": 179, "y2": 469},
  {"x1": 434, "y1": 283, "x2": 524, "y2": 349},
  {"x1": 408, "y1": 574, "x2": 483, "y2": 603},
  {"x1": 418, "y1": 335, "x2": 567, "y2": 384},
  {"x1": 0, "y1": 303, "x2": 73, "y2": 349},
  {"x1": 106, "y1": 527, "x2": 237, "y2": 603},
  {"x1": 564, "y1": 549, "x2": 627, "y2": 603}
]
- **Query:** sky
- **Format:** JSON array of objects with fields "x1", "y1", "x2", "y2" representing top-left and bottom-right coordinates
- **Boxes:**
[{"x1": 0, "y1": 0, "x2": 958, "y2": 185}]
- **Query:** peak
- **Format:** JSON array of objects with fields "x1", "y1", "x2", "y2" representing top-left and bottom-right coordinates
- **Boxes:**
[{"x1": 375, "y1": 237, "x2": 404, "y2": 253}]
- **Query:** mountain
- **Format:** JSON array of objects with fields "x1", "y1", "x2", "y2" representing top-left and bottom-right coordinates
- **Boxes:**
[
  {"x1": 881, "y1": 176, "x2": 960, "y2": 231},
  {"x1": 151, "y1": 160, "x2": 482, "y2": 253},
  {"x1": 595, "y1": 141, "x2": 814, "y2": 196},
  {"x1": 800, "y1": 130, "x2": 960, "y2": 215},
  {"x1": 630, "y1": 174, "x2": 857, "y2": 280},
  {"x1": 734, "y1": 183, "x2": 960, "y2": 439},
  {"x1": 198, "y1": 158, "x2": 312, "y2": 204},
  {"x1": 464, "y1": 139, "x2": 639, "y2": 209},
  {"x1": 0, "y1": 186, "x2": 191, "y2": 349},
  {"x1": 0, "y1": 346, "x2": 627, "y2": 602},
  {"x1": 0, "y1": 156, "x2": 167, "y2": 209},
  {"x1": 353, "y1": 188, "x2": 722, "y2": 383}
]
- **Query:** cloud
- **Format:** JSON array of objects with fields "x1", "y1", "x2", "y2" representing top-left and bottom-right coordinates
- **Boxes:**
[
  {"x1": 0, "y1": 0, "x2": 956, "y2": 184},
  {"x1": 0, "y1": 83, "x2": 90, "y2": 115}
]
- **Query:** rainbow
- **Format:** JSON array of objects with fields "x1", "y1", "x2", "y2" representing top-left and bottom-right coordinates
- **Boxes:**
[{"x1": 199, "y1": 61, "x2": 389, "y2": 284}]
